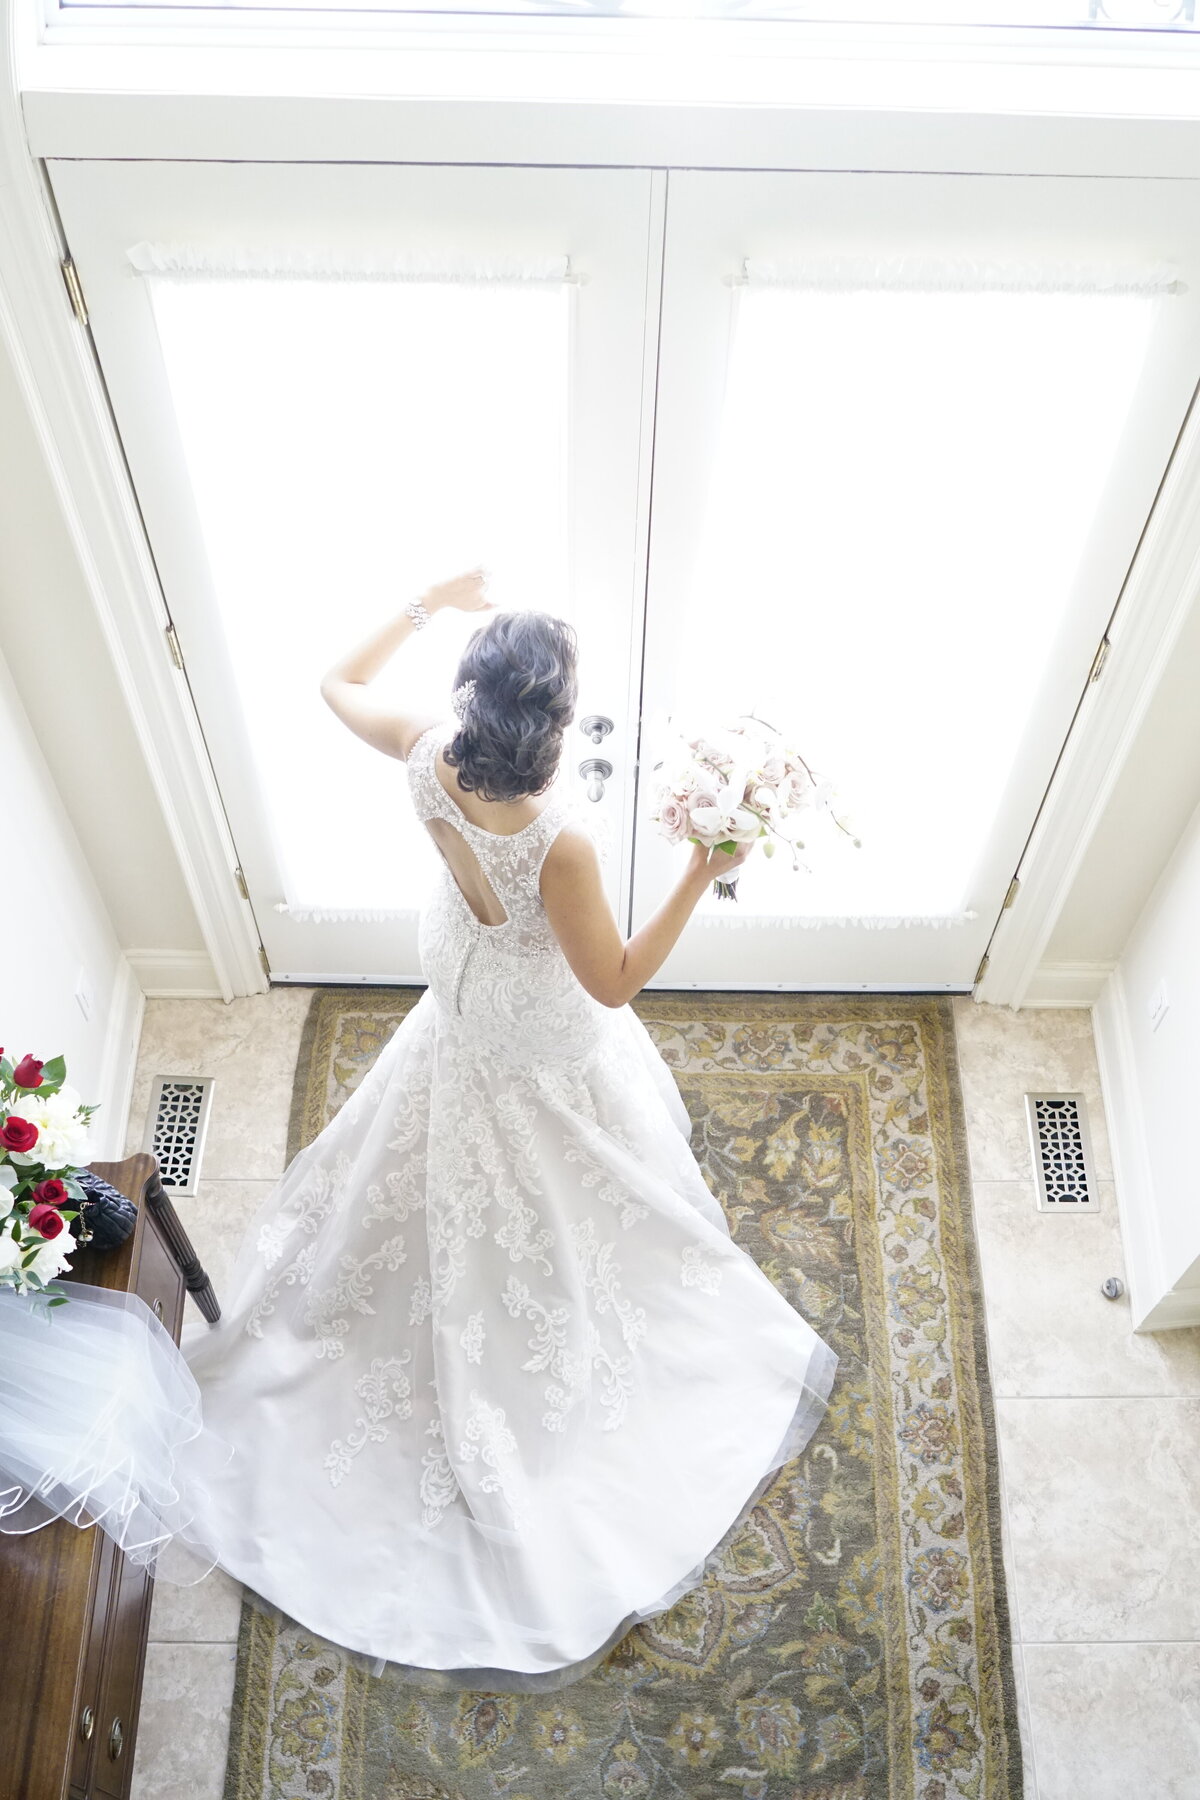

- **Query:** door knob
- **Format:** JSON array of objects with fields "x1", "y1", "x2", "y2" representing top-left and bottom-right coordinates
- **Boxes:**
[
  {"x1": 579, "y1": 715, "x2": 613, "y2": 746},
  {"x1": 578, "y1": 758, "x2": 612, "y2": 803}
]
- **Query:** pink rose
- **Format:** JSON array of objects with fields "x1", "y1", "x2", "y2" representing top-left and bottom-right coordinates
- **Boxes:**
[
  {"x1": 657, "y1": 798, "x2": 691, "y2": 846},
  {"x1": 688, "y1": 787, "x2": 723, "y2": 816}
]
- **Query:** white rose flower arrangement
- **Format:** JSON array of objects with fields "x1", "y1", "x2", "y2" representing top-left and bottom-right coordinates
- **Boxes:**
[
  {"x1": 0, "y1": 1047, "x2": 98, "y2": 1306},
  {"x1": 649, "y1": 715, "x2": 859, "y2": 899}
]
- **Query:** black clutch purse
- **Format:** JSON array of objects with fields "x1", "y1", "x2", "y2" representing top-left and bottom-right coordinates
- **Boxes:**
[{"x1": 72, "y1": 1168, "x2": 138, "y2": 1250}]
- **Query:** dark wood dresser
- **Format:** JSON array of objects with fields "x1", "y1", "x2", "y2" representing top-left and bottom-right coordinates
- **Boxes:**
[{"x1": 0, "y1": 1154, "x2": 219, "y2": 1800}]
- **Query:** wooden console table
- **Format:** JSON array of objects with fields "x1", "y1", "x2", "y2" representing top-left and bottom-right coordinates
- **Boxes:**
[{"x1": 0, "y1": 1154, "x2": 219, "y2": 1800}]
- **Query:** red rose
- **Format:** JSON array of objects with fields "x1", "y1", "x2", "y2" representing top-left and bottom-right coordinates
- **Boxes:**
[
  {"x1": 12, "y1": 1056, "x2": 44, "y2": 1089},
  {"x1": 28, "y1": 1203, "x2": 66, "y2": 1239},
  {"x1": 0, "y1": 1116, "x2": 38, "y2": 1153},
  {"x1": 32, "y1": 1178, "x2": 68, "y2": 1206}
]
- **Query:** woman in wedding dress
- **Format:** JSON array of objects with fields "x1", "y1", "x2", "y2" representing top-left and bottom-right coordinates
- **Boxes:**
[{"x1": 0, "y1": 569, "x2": 838, "y2": 1694}]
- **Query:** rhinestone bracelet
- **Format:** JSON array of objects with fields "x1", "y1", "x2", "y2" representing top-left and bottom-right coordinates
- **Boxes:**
[{"x1": 405, "y1": 597, "x2": 432, "y2": 631}]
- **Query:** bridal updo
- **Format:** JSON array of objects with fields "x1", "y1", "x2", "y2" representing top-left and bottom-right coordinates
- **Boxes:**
[{"x1": 444, "y1": 610, "x2": 579, "y2": 803}]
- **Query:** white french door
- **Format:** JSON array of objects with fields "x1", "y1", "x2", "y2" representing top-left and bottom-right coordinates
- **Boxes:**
[
  {"x1": 634, "y1": 169, "x2": 1200, "y2": 988},
  {"x1": 49, "y1": 162, "x2": 658, "y2": 982},
  {"x1": 48, "y1": 159, "x2": 1200, "y2": 990}
]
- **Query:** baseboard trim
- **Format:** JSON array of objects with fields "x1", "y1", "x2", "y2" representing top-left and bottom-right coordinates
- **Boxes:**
[
  {"x1": 127, "y1": 948, "x2": 224, "y2": 999},
  {"x1": 1021, "y1": 961, "x2": 1116, "y2": 1008},
  {"x1": 94, "y1": 954, "x2": 145, "y2": 1161}
]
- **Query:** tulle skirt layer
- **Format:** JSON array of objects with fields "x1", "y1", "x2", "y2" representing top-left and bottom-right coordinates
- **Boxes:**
[{"x1": 0, "y1": 1282, "x2": 227, "y2": 1575}]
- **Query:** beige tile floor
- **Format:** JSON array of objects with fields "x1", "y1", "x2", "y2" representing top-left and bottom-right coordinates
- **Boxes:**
[{"x1": 121, "y1": 991, "x2": 1200, "y2": 1800}]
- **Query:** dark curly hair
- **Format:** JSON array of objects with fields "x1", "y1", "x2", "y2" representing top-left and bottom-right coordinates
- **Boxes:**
[{"x1": 443, "y1": 611, "x2": 578, "y2": 804}]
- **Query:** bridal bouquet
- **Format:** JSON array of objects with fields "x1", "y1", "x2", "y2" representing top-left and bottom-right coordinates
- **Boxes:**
[
  {"x1": 0, "y1": 1048, "x2": 96, "y2": 1305},
  {"x1": 650, "y1": 715, "x2": 859, "y2": 899}
]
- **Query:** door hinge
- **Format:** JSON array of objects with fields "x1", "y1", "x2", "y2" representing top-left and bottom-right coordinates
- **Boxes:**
[
  {"x1": 61, "y1": 257, "x2": 88, "y2": 327},
  {"x1": 1088, "y1": 636, "x2": 1112, "y2": 683},
  {"x1": 1003, "y1": 876, "x2": 1020, "y2": 911},
  {"x1": 974, "y1": 952, "x2": 990, "y2": 986},
  {"x1": 234, "y1": 866, "x2": 250, "y2": 902},
  {"x1": 258, "y1": 946, "x2": 271, "y2": 979},
  {"x1": 165, "y1": 623, "x2": 185, "y2": 670}
]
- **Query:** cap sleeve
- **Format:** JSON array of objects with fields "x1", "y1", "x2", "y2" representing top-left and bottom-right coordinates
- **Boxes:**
[{"x1": 406, "y1": 725, "x2": 450, "y2": 825}]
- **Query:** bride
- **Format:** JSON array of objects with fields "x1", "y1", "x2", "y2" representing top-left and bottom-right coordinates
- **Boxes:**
[{"x1": 0, "y1": 569, "x2": 839, "y2": 1694}]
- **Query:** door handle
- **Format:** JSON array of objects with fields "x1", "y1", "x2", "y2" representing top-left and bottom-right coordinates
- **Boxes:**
[
  {"x1": 579, "y1": 758, "x2": 612, "y2": 803},
  {"x1": 579, "y1": 715, "x2": 613, "y2": 746}
]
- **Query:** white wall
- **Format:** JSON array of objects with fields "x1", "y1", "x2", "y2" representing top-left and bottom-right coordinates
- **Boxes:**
[
  {"x1": 0, "y1": 324, "x2": 212, "y2": 973},
  {"x1": 1094, "y1": 793, "x2": 1200, "y2": 1331},
  {"x1": 0, "y1": 645, "x2": 142, "y2": 1159}
]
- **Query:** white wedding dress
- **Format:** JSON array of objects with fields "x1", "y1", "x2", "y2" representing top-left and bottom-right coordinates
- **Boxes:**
[{"x1": 0, "y1": 723, "x2": 838, "y2": 1691}]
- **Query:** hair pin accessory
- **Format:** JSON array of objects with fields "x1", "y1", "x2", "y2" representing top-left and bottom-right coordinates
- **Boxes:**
[{"x1": 452, "y1": 680, "x2": 477, "y2": 721}]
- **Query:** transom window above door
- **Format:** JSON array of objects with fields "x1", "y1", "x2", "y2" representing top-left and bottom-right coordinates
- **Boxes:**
[{"x1": 50, "y1": 0, "x2": 1200, "y2": 29}]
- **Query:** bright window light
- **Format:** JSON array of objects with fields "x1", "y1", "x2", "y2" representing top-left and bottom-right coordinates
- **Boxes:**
[
  {"x1": 674, "y1": 266, "x2": 1164, "y2": 921},
  {"x1": 144, "y1": 269, "x2": 571, "y2": 913}
]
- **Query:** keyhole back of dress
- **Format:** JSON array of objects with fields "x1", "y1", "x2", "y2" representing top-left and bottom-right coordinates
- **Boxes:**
[{"x1": 424, "y1": 817, "x2": 510, "y2": 928}]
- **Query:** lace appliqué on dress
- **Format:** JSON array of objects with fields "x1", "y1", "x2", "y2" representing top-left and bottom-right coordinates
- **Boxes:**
[
  {"x1": 460, "y1": 1311, "x2": 486, "y2": 1365},
  {"x1": 419, "y1": 1416, "x2": 458, "y2": 1530},
  {"x1": 460, "y1": 1391, "x2": 525, "y2": 1527},
  {"x1": 502, "y1": 1276, "x2": 587, "y2": 1434},
  {"x1": 304, "y1": 1234, "x2": 409, "y2": 1360},
  {"x1": 681, "y1": 1243, "x2": 725, "y2": 1296},
  {"x1": 325, "y1": 1354, "x2": 413, "y2": 1488}
]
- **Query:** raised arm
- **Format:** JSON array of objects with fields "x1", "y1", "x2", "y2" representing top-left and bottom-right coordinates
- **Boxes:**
[
  {"x1": 319, "y1": 569, "x2": 494, "y2": 761},
  {"x1": 540, "y1": 826, "x2": 752, "y2": 1009}
]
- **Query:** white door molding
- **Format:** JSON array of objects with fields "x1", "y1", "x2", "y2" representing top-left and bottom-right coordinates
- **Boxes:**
[
  {"x1": 978, "y1": 382, "x2": 1200, "y2": 1011},
  {"x1": 94, "y1": 952, "x2": 145, "y2": 1161},
  {"x1": 22, "y1": 90, "x2": 1200, "y2": 181},
  {"x1": 0, "y1": 8, "x2": 266, "y2": 999}
]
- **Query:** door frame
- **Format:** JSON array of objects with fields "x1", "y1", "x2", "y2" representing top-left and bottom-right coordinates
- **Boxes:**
[{"x1": 7, "y1": 15, "x2": 1200, "y2": 997}]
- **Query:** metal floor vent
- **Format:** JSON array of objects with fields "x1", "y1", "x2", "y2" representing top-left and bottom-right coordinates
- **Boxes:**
[
  {"x1": 1025, "y1": 1092, "x2": 1098, "y2": 1213},
  {"x1": 143, "y1": 1076, "x2": 215, "y2": 1198}
]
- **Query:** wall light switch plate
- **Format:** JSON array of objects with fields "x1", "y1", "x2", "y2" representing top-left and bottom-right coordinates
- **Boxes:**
[
  {"x1": 74, "y1": 968, "x2": 93, "y2": 1022},
  {"x1": 1148, "y1": 980, "x2": 1170, "y2": 1032}
]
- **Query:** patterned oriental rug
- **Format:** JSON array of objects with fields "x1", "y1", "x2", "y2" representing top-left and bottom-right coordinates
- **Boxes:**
[{"x1": 223, "y1": 991, "x2": 1023, "y2": 1800}]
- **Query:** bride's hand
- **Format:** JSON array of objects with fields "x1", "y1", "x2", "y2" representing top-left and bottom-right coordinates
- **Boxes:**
[
  {"x1": 688, "y1": 838, "x2": 756, "y2": 884},
  {"x1": 424, "y1": 569, "x2": 496, "y2": 615}
]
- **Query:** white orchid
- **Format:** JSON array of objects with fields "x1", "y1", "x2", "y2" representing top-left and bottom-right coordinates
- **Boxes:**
[
  {"x1": 28, "y1": 1235, "x2": 73, "y2": 1285},
  {"x1": 0, "y1": 1228, "x2": 24, "y2": 1278}
]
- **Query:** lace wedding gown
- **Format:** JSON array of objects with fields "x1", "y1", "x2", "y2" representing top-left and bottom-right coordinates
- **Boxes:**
[{"x1": 0, "y1": 723, "x2": 839, "y2": 1691}]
